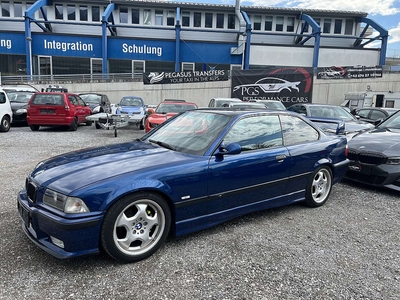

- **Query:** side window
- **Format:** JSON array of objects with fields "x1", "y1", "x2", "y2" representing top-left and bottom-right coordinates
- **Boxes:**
[
  {"x1": 77, "y1": 97, "x2": 86, "y2": 106},
  {"x1": 68, "y1": 95, "x2": 78, "y2": 105},
  {"x1": 280, "y1": 115, "x2": 319, "y2": 145},
  {"x1": 357, "y1": 109, "x2": 370, "y2": 118},
  {"x1": 0, "y1": 92, "x2": 6, "y2": 104},
  {"x1": 287, "y1": 105, "x2": 306, "y2": 115},
  {"x1": 223, "y1": 115, "x2": 283, "y2": 151},
  {"x1": 370, "y1": 110, "x2": 386, "y2": 120},
  {"x1": 208, "y1": 99, "x2": 214, "y2": 107}
]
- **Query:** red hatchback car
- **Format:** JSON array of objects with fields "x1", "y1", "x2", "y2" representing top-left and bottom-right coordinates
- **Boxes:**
[
  {"x1": 27, "y1": 92, "x2": 92, "y2": 131},
  {"x1": 145, "y1": 99, "x2": 198, "y2": 132}
]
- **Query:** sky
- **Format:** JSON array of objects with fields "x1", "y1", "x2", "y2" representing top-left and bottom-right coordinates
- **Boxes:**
[{"x1": 169, "y1": 0, "x2": 400, "y2": 58}]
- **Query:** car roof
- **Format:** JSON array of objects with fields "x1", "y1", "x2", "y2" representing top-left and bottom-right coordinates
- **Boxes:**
[{"x1": 194, "y1": 108, "x2": 298, "y2": 117}]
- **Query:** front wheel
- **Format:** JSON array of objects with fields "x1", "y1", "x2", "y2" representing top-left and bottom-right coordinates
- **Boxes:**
[
  {"x1": 0, "y1": 116, "x2": 11, "y2": 132},
  {"x1": 305, "y1": 166, "x2": 332, "y2": 207},
  {"x1": 101, "y1": 192, "x2": 171, "y2": 263},
  {"x1": 29, "y1": 125, "x2": 40, "y2": 131}
]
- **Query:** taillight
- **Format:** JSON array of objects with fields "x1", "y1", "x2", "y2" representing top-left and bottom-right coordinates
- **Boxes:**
[{"x1": 345, "y1": 145, "x2": 348, "y2": 157}]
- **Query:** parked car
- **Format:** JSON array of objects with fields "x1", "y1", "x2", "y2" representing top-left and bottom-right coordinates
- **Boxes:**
[
  {"x1": 6, "y1": 90, "x2": 35, "y2": 125},
  {"x1": 350, "y1": 107, "x2": 399, "y2": 124},
  {"x1": 287, "y1": 103, "x2": 374, "y2": 138},
  {"x1": 221, "y1": 102, "x2": 267, "y2": 109},
  {"x1": 346, "y1": 110, "x2": 400, "y2": 191},
  {"x1": 145, "y1": 99, "x2": 198, "y2": 132},
  {"x1": 78, "y1": 93, "x2": 112, "y2": 114},
  {"x1": 113, "y1": 96, "x2": 146, "y2": 129},
  {"x1": 1, "y1": 84, "x2": 38, "y2": 93},
  {"x1": 208, "y1": 97, "x2": 242, "y2": 108},
  {"x1": 27, "y1": 92, "x2": 92, "y2": 131},
  {"x1": 17, "y1": 109, "x2": 349, "y2": 263},
  {"x1": 0, "y1": 88, "x2": 12, "y2": 132},
  {"x1": 252, "y1": 99, "x2": 287, "y2": 110}
]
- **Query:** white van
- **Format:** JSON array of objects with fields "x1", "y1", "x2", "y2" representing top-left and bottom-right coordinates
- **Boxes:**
[{"x1": 0, "y1": 88, "x2": 12, "y2": 132}]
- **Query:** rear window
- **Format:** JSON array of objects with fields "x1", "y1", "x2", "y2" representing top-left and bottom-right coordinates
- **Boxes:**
[{"x1": 31, "y1": 94, "x2": 64, "y2": 106}]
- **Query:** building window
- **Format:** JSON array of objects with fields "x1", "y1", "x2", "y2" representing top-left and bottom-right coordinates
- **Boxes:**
[
  {"x1": 301, "y1": 21, "x2": 309, "y2": 33},
  {"x1": 120, "y1": 7, "x2": 128, "y2": 23},
  {"x1": 14, "y1": 2, "x2": 23, "y2": 17},
  {"x1": 132, "y1": 9, "x2": 139, "y2": 24},
  {"x1": 385, "y1": 100, "x2": 395, "y2": 108},
  {"x1": 1, "y1": 2, "x2": 10, "y2": 17},
  {"x1": 276, "y1": 16, "x2": 284, "y2": 31},
  {"x1": 253, "y1": 15, "x2": 261, "y2": 30},
  {"x1": 92, "y1": 6, "x2": 100, "y2": 22},
  {"x1": 182, "y1": 11, "x2": 190, "y2": 27},
  {"x1": 194, "y1": 12, "x2": 201, "y2": 27},
  {"x1": 167, "y1": 10, "x2": 175, "y2": 26},
  {"x1": 217, "y1": 13, "x2": 224, "y2": 28},
  {"x1": 67, "y1": 5, "x2": 75, "y2": 21},
  {"x1": 155, "y1": 10, "x2": 163, "y2": 25},
  {"x1": 323, "y1": 19, "x2": 331, "y2": 33},
  {"x1": 345, "y1": 19, "x2": 353, "y2": 35},
  {"x1": 133, "y1": 60, "x2": 145, "y2": 75},
  {"x1": 334, "y1": 19, "x2": 342, "y2": 34},
  {"x1": 264, "y1": 16, "x2": 272, "y2": 31},
  {"x1": 144, "y1": 9, "x2": 152, "y2": 25},
  {"x1": 314, "y1": 18, "x2": 320, "y2": 26},
  {"x1": 287, "y1": 17, "x2": 295, "y2": 32},
  {"x1": 182, "y1": 62, "x2": 194, "y2": 71},
  {"x1": 79, "y1": 6, "x2": 87, "y2": 21},
  {"x1": 228, "y1": 14, "x2": 235, "y2": 29},
  {"x1": 55, "y1": 4, "x2": 63, "y2": 20},
  {"x1": 205, "y1": 13, "x2": 213, "y2": 28}
]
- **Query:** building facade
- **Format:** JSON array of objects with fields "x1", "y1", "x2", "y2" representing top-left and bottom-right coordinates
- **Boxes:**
[{"x1": 0, "y1": 0, "x2": 388, "y2": 79}]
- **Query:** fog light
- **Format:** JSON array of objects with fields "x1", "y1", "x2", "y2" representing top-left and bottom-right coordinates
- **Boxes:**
[{"x1": 50, "y1": 236, "x2": 65, "y2": 248}]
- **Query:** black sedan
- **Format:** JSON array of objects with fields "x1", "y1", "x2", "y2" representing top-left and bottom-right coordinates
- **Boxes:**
[
  {"x1": 346, "y1": 111, "x2": 400, "y2": 191},
  {"x1": 7, "y1": 91, "x2": 35, "y2": 125},
  {"x1": 351, "y1": 107, "x2": 399, "y2": 124}
]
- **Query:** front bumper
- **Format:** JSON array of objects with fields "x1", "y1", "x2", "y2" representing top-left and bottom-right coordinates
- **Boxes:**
[
  {"x1": 345, "y1": 161, "x2": 400, "y2": 191},
  {"x1": 17, "y1": 190, "x2": 103, "y2": 259}
]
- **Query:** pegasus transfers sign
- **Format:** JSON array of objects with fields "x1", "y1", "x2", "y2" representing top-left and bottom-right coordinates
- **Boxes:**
[{"x1": 143, "y1": 70, "x2": 229, "y2": 85}]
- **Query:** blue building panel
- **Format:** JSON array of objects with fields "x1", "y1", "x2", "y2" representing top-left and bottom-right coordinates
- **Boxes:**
[
  {"x1": 180, "y1": 42, "x2": 242, "y2": 65},
  {"x1": 31, "y1": 34, "x2": 102, "y2": 57},
  {"x1": 0, "y1": 32, "x2": 26, "y2": 54},
  {"x1": 108, "y1": 39, "x2": 175, "y2": 61}
]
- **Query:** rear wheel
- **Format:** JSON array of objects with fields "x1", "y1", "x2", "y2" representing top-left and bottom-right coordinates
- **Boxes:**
[
  {"x1": 69, "y1": 118, "x2": 78, "y2": 131},
  {"x1": 305, "y1": 166, "x2": 332, "y2": 207},
  {"x1": 0, "y1": 116, "x2": 11, "y2": 132},
  {"x1": 101, "y1": 192, "x2": 171, "y2": 263},
  {"x1": 86, "y1": 120, "x2": 92, "y2": 126},
  {"x1": 29, "y1": 125, "x2": 40, "y2": 131}
]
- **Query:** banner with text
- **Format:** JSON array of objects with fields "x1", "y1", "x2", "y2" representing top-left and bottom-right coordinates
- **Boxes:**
[
  {"x1": 317, "y1": 65, "x2": 383, "y2": 79},
  {"x1": 143, "y1": 70, "x2": 229, "y2": 85}
]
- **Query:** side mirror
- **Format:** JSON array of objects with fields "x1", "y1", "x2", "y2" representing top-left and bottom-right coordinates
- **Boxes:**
[
  {"x1": 214, "y1": 142, "x2": 242, "y2": 156},
  {"x1": 147, "y1": 108, "x2": 155, "y2": 115}
]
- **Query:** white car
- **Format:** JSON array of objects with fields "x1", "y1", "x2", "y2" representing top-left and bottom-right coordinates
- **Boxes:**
[
  {"x1": 0, "y1": 88, "x2": 13, "y2": 132},
  {"x1": 233, "y1": 77, "x2": 300, "y2": 93}
]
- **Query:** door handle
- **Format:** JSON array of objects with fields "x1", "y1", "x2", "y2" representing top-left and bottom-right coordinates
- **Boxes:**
[{"x1": 275, "y1": 154, "x2": 286, "y2": 162}]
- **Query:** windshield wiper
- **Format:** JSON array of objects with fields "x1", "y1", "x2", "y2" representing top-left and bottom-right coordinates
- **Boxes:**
[{"x1": 149, "y1": 139, "x2": 176, "y2": 151}]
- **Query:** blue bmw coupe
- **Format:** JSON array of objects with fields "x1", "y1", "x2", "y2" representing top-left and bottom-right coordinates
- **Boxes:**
[{"x1": 18, "y1": 109, "x2": 349, "y2": 262}]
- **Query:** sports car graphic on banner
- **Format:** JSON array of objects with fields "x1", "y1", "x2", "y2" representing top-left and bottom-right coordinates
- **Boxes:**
[
  {"x1": 317, "y1": 65, "x2": 383, "y2": 80},
  {"x1": 231, "y1": 67, "x2": 313, "y2": 106}
]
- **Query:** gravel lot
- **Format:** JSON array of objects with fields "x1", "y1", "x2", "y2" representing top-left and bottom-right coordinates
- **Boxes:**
[{"x1": 1, "y1": 124, "x2": 399, "y2": 300}]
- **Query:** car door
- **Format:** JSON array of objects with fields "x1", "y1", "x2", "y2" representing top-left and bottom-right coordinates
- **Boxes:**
[{"x1": 207, "y1": 114, "x2": 291, "y2": 216}]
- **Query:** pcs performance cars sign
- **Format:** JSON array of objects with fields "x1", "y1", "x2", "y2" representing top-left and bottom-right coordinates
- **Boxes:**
[
  {"x1": 231, "y1": 67, "x2": 313, "y2": 106},
  {"x1": 143, "y1": 70, "x2": 229, "y2": 85}
]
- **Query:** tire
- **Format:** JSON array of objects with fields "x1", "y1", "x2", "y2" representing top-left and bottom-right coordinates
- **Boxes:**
[
  {"x1": 86, "y1": 120, "x2": 92, "y2": 126},
  {"x1": 0, "y1": 116, "x2": 11, "y2": 132},
  {"x1": 101, "y1": 192, "x2": 171, "y2": 263},
  {"x1": 69, "y1": 118, "x2": 78, "y2": 131},
  {"x1": 29, "y1": 125, "x2": 40, "y2": 131},
  {"x1": 95, "y1": 122, "x2": 102, "y2": 129},
  {"x1": 305, "y1": 166, "x2": 332, "y2": 207}
]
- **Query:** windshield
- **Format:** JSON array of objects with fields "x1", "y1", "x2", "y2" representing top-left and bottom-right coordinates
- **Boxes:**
[
  {"x1": 80, "y1": 94, "x2": 101, "y2": 104},
  {"x1": 155, "y1": 103, "x2": 197, "y2": 114},
  {"x1": 309, "y1": 106, "x2": 355, "y2": 121},
  {"x1": 143, "y1": 111, "x2": 232, "y2": 155},
  {"x1": 263, "y1": 101, "x2": 286, "y2": 110},
  {"x1": 378, "y1": 111, "x2": 400, "y2": 129},
  {"x1": 7, "y1": 92, "x2": 34, "y2": 103},
  {"x1": 120, "y1": 97, "x2": 143, "y2": 106}
]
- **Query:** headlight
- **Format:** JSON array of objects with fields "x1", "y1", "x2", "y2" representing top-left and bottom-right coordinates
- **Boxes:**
[
  {"x1": 43, "y1": 189, "x2": 90, "y2": 213},
  {"x1": 387, "y1": 157, "x2": 400, "y2": 165},
  {"x1": 149, "y1": 122, "x2": 158, "y2": 128},
  {"x1": 92, "y1": 106, "x2": 101, "y2": 113},
  {"x1": 16, "y1": 108, "x2": 27, "y2": 114}
]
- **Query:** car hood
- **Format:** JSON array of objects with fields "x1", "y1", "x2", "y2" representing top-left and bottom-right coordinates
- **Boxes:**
[
  {"x1": 119, "y1": 106, "x2": 143, "y2": 114},
  {"x1": 11, "y1": 102, "x2": 27, "y2": 110},
  {"x1": 29, "y1": 141, "x2": 195, "y2": 194},
  {"x1": 349, "y1": 127, "x2": 400, "y2": 155},
  {"x1": 148, "y1": 113, "x2": 177, "y2": 124}
]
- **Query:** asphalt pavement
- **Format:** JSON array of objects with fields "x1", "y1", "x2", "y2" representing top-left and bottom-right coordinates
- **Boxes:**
[{"x1": 0, "y1": 124, "x2": 399, "y2": 300}]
